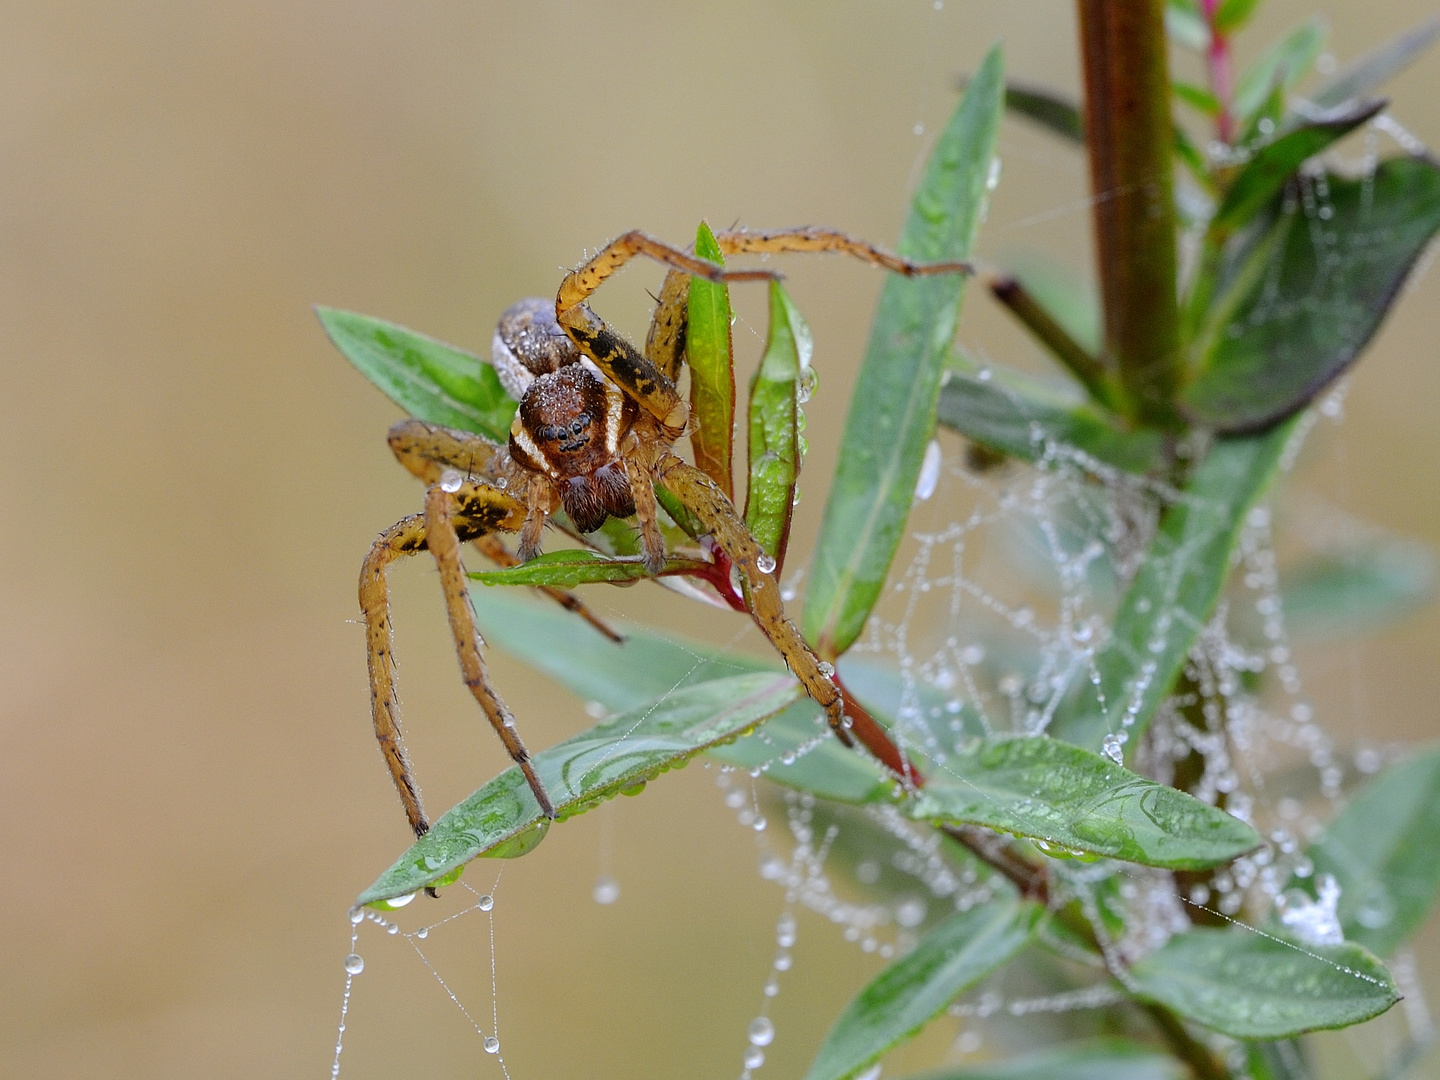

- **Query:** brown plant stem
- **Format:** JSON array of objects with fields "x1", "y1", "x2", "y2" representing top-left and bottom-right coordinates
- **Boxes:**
[
  {"x1": 988, "y1": 275, "x2": 1114, "y2": 409},
  {"x1": 1144, "y1": 1002, "x2": 1231, "y2": 1080},
  {"x1": 1076, "y1": 0, "x2": 1182, "y2": 427}
]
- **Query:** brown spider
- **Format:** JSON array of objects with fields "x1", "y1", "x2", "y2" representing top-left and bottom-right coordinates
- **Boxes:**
[{"x1": 359, "y1": 227, "x2": 972, "y2": 837}]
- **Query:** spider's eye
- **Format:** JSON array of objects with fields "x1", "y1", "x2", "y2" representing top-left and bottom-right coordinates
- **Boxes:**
[{"x1": 570, "y1": 415, "x2": 588, "y2": 435}]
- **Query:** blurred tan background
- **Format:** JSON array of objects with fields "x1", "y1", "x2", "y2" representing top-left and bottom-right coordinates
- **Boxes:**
[{"x1": 4, "y1": 2, "x2": 1440, "y2": 1078}]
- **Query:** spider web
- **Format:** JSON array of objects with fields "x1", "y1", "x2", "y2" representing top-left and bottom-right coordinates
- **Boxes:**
[{"x1": 325, "y1": 113, "x2": 1439, "y2": 1080}]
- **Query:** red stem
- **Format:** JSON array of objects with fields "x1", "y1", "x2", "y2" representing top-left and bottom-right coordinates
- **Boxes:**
[{"x1": 1201, "y1": 0, "x2": 1236, "y2": 143}]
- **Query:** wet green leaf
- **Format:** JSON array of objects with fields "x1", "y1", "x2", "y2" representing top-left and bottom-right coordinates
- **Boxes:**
[
  {"x1": 469, "y1": 549, "x2": 709, "y2": 588},
  {"x1": 359, "y1": 671, "x2": 803, "y2": 903},
  {"x1": 806, "y1": 45, "x2": 1003, "y2": 658},
  {"x1": 1210, "y1": 99, "x2": 1385, "y2": 236},
  {"x1": 1184, "y1": 158, "x2": 1440, "y2": 432},
  {"x1": 1173, "y1": 81, "x2": 1222, "y2": 116},
  {"x1": 317, "y1": 307, "x2": 516, "y2": 442},
  {"x1": 744, "y1": 281, "x2": 808, "y2": 571},
  {"x1": 1235, "y1": 19, "x2": 1327, "y2": 125},
  {"x1": 804, "y1": 897, "x2": 1042, "y2": 1080},
  {"x1": 469, "y1": 591, "x2": 890, "y2": 802},
  {"x1": 1053, "y1": 420, "x2": 1300, "y2": 752},
  {"x1": 1130, "y1": 927, "x2": 1399, "y2": 1037},
  {"x1": 905, "y1": 736, "x2": 1260, "y2": 870},
  {"x1": 1308, "y1": 15, "x2": 1440, "y2": 110},
  {"x1": 938, "y1": 367, "x2": 1165, "y2": 476},
  {"x1": 688, "y1": 222, "x2": 736, "y2": 497},
  {"x1": 1002, "y1": 82, "x2": 1083, "y2": 144},
  {"x1": 902, "y1": 1038, "x2": 1187, "y2": 1080},
  {"x1": 1301, "y1": 746, "x2": 1440, "y2": 956},
  {"x1": 1245, "y1": 1040, "x2": 1312, "y2": 1080},
  {"x1": 1279, "y1": 539, "x2": 1435, "y2": 639}
]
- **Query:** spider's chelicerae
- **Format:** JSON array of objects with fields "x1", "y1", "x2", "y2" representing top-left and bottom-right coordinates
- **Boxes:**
[{"x1": 360, "y1": 227, "x2": 971, "y2": 836}]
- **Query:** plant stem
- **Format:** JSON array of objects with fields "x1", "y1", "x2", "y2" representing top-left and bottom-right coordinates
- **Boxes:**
[
  {"x1": 988, "y1": 275, "x2": 1114, "y2": 409},
  {"x1": 1200, "y1": 0, "x2": 1237, "y2": 142},
  {"x1": 1076, "y1": 0, "x2": 1182, "y2": 427},
  {"x1": 1144, "y1": 1002, "x2": 1232, "y2": 1080}
]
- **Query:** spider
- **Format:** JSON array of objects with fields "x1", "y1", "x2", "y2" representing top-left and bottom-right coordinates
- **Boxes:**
[{"x1": 359, "y1": 227, "x2": 972, "y2": 837}]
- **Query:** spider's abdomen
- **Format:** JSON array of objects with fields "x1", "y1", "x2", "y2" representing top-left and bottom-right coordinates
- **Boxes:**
[{"x1": 508, "y1": 364, "x2": 640, "y2": 532}]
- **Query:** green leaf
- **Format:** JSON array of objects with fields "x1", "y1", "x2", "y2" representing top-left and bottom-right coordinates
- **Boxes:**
[
  {"x1": 1165, "y1": 0, "x2": 1210, "y2": 52},
  {"x1": 1308, "y1": 15, "x2": 1440, "y2": 110},
  {"x1": 744, "y1": 281, "x2": 808, "y2": 571},
  {"x1": 905, "y1": 736, "x2": 1260, "y2": 870},
  {"x1": 687, "y1": 222, "x2": 736, "y2": 498},
  {"x1": 1301, "y1": 746, "x2": 1440, "y2": 956},
  {"x1": 317, "y1": 307, "x2": 516, "y2": 442},
  {"x1": 1003, "y1": 82, "x2": 1083, "y2": 144},
  {"x1": 1235, "y1": 19, "x2": 1328, "y2": 125},
  {"x1": 1245, "y1": 1040, "x2": 1312, "y2": 1080},
  {"x1": 804, "y1": 897, "x2": 1042, "y2": 1080},
  {"x1": 901, "y1": 1038, "x2": 1188, "y2": 1080},
  {"x1": 1214, "y1": 0, "x2": 1262, "y2": 35},
  {"x1": 359, "y1": 672, "x2": 803, "y2": 903},
  {"x1": 1184, "y1": 157, "x2": 1440, "y2": 432},
  {"x1": 469, "y1": 590, "x2": 890, "y2": 802},
  {"x1": 1053, "y1": 420, "x2": 1301, "y2": 753},
  {"x1": 1173, "y1": 81, "x2": 1222, "y2": 116},
  {"x1": 469, "y1": 549, "x2": 710, "y2": 588},
  {"x1": 805, "y1": 44, "x2": 1003, "y2": 658},
  {"x1": 1210, "y1": 99, "x2": 1385, "y2": 237},
  {"x1": 1279, "y1": 539, "x2": 1435, "y2": 640},
  {"x1": 937, "y1": 367, "x2": 1166, "y2": 476},
  {"x1": 1130, "y1": 927, "x2": 1399, "y2": 1037}
]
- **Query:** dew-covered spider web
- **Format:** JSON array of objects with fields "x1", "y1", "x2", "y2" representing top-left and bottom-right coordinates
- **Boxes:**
[{"x1": 325, "y1": 103, "x2": 1439, "y2": 1080}]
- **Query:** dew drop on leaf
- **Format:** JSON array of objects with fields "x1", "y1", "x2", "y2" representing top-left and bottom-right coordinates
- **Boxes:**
[{"x1": 747, "y1": 1017, "x2": 775, "y2": 1047}]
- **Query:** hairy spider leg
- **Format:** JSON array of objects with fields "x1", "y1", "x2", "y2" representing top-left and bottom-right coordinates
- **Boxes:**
[
  {"x1": 712, "y1": 226, "x2": 976, "y2": 277},
  {"x1": 424, "y1": 481, "x2": 557, "y2": 820},
  {"x1": 656, "y1": 458, "x2": 852, "y2": 745},
  {"x1": 554, "y1": 230, "x2": 778, "y2": 434},
  {"x1": 360, "y1": 481, "x2": 551, "y2": 839},
  {"x1": 386, "y1": 419, "x2": 621, "y2": 641}
]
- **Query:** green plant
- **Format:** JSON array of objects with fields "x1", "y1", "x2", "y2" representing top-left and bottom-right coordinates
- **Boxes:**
[{"x1": 324, "y1": 3, "x2": 1440, "y2": 1077}]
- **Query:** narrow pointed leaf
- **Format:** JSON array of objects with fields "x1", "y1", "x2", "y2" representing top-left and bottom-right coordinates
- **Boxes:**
[
  {"x1": 1214, "y1": 0, "x2": 1262, "y2": 35},
  {"x1": 1173, "y1": 81, "x2": 1223, "y2": 116},
  {"x1": 1279, "y1": 539, "x2": 1435, "y2": 639},
  {"x1": 1211, "y1": 99, "x2": 1386, "y2": 236},
  {"x1": 1244, "y1": 1040, "x2": 1312, "y2": 1080},
  {"x1": 938, "y1": 368, "x2": 1165, "y2": 475},
  {"x1": 469, "y1": 549, "x2": 710, "y2": 588},
  {"x1": 1131, "y1": 927, "x2": 1399, "y2": 1037},
  {"x1": 804, "y1": 897, "x2": 1042, "y2": 1080},
  {"x1": 744, "y1": 281, "x2": 808, "y2": 571},
  {"x1": 1185, "y1": 158, "x2": 1440, "y2": 432},
  {"x1": 1053, "y1": 419, "x2": 1301, "y2": 752},
  {"x1": 805, "y1": 44, "x2": 1003, "y2": 658},
  {"x1": 905, "y1": 736, "x2": 1260, "y2": 870},
  {"x1": 688, "y1": 222, "x2": 736, "y2": 497},
  {"x1": 317, "y1": 307, "x2": 516, "y2": 441},
  {"x1": 903, "y1": 1038, "x2": 1187, "y2": 1080},
  {"x1": 359, "y1": 672, "x2": 802, "y2": 903},
  {"x1": 1300, "y1": 746, "x2": 1440, "y2": 956},
  {"x1": 1308, "y1": 15, "x2": 1440, "y2": 110},
  {"x1": 1235, "y1": 19, "x2": 1328, "y2": 124},
  {"x1": 469, "y1": 591, "x2": 890, "y2": 802},
  {"x1": 1165, "y1": 0, "x2": 1210, "y2": 51},
  {"x1": 1003, "y1": 82, "x2": 1083, "y2": 144}
]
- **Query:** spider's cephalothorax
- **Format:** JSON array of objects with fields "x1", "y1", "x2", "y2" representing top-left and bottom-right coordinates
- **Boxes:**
[
  {"x1": 492, "y1": 298, "x2": 643, "y2": 537},
  {"x1": 359, "y1": 227, "x2": 973, "y2": 842}
]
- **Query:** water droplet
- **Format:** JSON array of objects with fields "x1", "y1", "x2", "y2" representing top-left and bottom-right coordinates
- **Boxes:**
[
  {"x1": 484, "y1": 1036, "x2": 500, "y2": 1054},
  {"x1": 748, "y1": 1017, "x2": 776, "y2": 1047},
  {"x1": 386, "y1": 923, "x2": 399, "y2": 935},
  {"x1": 756, "y1": 553, "x2": 777, "y2": 575},
  {"x1": 1257, "y1": 117, "x2": 1275, "y2": 136},
  {"x1": 478, "y1": 894, "x2": 495, "y2": 911},
  {"x1": 344, "y1": 953, "x2": 364, "y2": 975},
  {"x1": 986, "y1": 156, "x2": 1002, "y2": 191},
  {"x1": 776, "y1": 913, "x2": 797, "y2": 947},
  {"x1": 385, "y1": 892, "x2": 416, "y2": 909},
  {"x1": 348, "y1": 906, "x2": 364, "y2": 925},
  {"x1": 416, "y1": 927, "x2": 428, "y2": 939},
  {"x1": 914, "y1": 439, "x2": 942, "y2": 501},
  {"x1": 1101, "y1": 734, "x2": 1125, "y2": 765},
  {"x1": 857, "y1": 1065, "x2": 884, "y2": 1080},
  {"x1": 817, "y1": 661, "x2": 835, "y2": 677},
  {"x1": 895, "y1": 897, "x2": 927, "y2": 928},
  {"x1": 913, "y1": 122, "x2": 925, "y2": 136},
  {"x1": 959, "y1": 645, "x2": 984, "y2": 665},
  {"x1": 763, "y1": 974, "x2": 781, "y2": 997},
  {"x1": 439, "y1": 469, "x2": 463, "y2": 493},
  {"x1": 752, "y1": 816, "x2": 767, "y2": 832},
  {"x1": 495, "y1": 476, "x2": 507, "y2": 488},
  {"x1": 773, "y1": 951, "x2": 793, "y2": 972},
  {"x1": 745, "y1": 1047, "x2": 766, "y2": 1069},
  {"x1": 593, "y1": 877, "x2": 621, "y2": 905}
]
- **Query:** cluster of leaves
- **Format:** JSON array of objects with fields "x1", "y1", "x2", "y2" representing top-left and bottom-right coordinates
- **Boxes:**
[{"x1": 323, "y1": 5, "x2": 1440, "y2": 1079}]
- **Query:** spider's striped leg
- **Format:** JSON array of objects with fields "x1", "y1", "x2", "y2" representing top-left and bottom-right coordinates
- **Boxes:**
[
  {"x1": 387, "y1": 419, "x2": 621, "y2": 640},
  {"x1": 424, "y1": 481, "x2": 557, "y2": 820},
  {"x1": 713, "y1": 226, "x2": 975, "y2": 277},
  {"x1": 644, "y1": 269, "x2": 691, "y2": 384},
  {"x1": 656, "y1": 458, "x2": 852, "y2": 746},
  {"x1": 554, "y1": 230, "x2": 776, "y2": 433}
]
